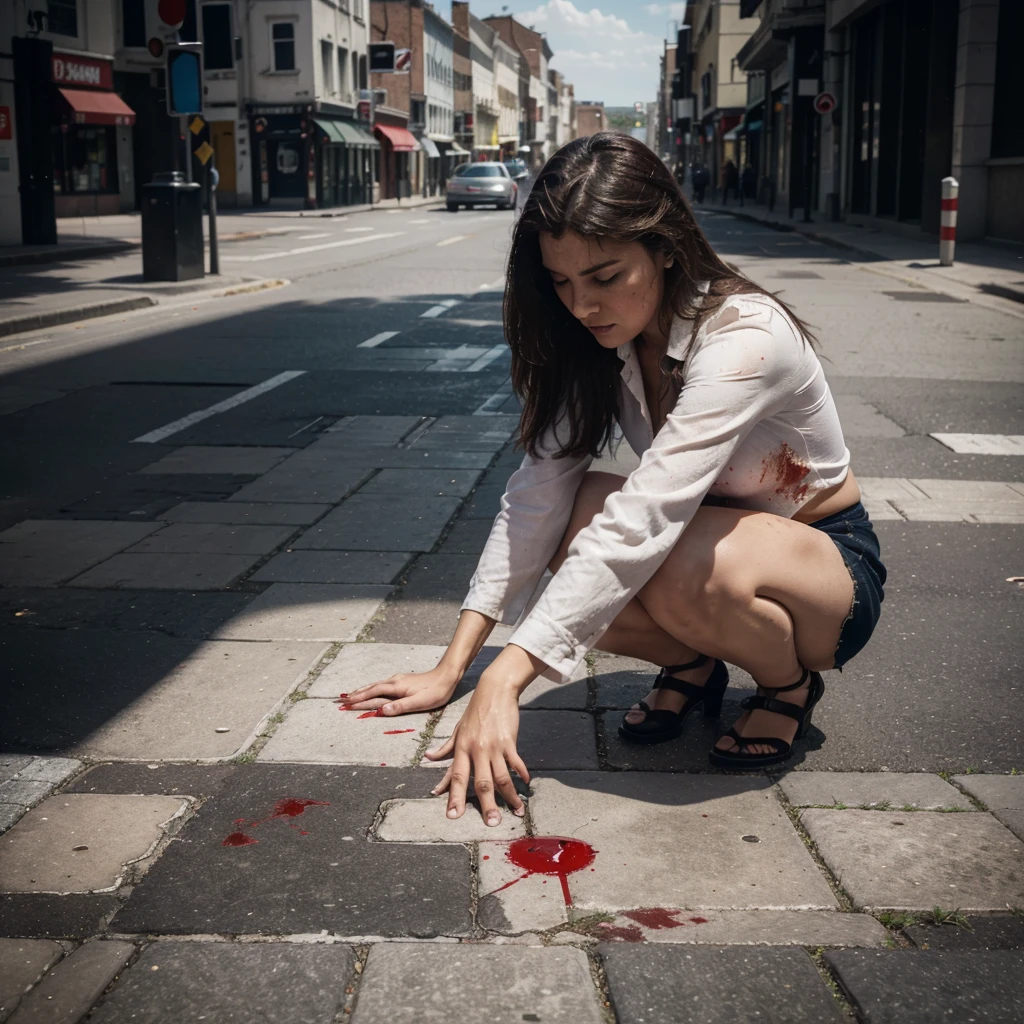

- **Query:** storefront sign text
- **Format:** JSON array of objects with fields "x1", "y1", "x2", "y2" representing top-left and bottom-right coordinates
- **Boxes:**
[{"x1": 52, "y1": 53, "x2": 114, "y2": 91}]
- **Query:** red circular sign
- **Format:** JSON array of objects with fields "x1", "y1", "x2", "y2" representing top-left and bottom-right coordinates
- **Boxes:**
[
  {"x1": 814, "y1": 91, "x2": 836, "y2": 115},
  {"x1": 157, "y1": 0, "x2": 187, "y2": 28}
]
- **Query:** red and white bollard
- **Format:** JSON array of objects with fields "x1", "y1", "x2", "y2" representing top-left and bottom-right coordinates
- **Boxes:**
[{"x1": 940, "y1": 176, "x2": 958, "y2": 266}]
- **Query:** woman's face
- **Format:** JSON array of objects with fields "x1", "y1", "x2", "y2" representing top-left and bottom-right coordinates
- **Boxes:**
[{"x1": 539, "y1": 230, "x2": 671, "y2": 350}]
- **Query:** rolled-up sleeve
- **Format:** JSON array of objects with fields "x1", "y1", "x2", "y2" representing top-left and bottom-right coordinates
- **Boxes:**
[
  {"x1": 461, "y1": 413, "x2": 594, "y2": 628},
  {"x1": 509, "y1": 301, "x2": 805, "y2": 681}
]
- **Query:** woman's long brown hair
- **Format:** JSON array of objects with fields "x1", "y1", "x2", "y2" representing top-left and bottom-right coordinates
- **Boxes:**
[{"x1": 506, "y1": 131, "x2": 815, "y2": 459}]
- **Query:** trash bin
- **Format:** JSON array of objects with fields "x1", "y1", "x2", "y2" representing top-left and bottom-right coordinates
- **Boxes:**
[{"x1": 141, "y1": 171, "x2": 204, "y2": 282}]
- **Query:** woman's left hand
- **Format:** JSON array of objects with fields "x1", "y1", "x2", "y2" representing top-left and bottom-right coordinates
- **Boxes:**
[{"x1": 425, "y1": 673, "x2": 531, "y2": 826}]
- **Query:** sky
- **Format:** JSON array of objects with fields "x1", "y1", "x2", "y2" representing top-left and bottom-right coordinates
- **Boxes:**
[{"x1": 470, "y1": 1, "x2": 687, "y2": 108}]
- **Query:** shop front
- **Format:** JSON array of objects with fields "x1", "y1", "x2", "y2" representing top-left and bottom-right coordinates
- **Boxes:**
[
  {"x1": 313, "y1": 118, "x2": 379, "y2": 208},
  {"x1": 249, "y1": 106, "x2": 312, "y2": 207},
  {"x1": 374, "y1": 121, "x2": 417, "y2": 200},
  {"x1": 51, "y1": 52, "x2": 135, "y2": 217},
  {"x1": 420, "y1": 136, "x2": 442, "y2": 196}
]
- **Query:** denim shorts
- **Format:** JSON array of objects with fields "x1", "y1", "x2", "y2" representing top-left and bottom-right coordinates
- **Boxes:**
[{"x1": 809, "y1": 501, "x2": 887, "y2": 668}]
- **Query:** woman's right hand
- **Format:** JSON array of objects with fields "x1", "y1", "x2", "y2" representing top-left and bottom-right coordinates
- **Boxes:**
[{"x1": 335, "y1": 666, "x2": 459, "y2": 717}]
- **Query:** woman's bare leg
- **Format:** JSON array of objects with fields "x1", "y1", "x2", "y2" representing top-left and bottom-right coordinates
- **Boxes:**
[{"x1": 550, "y1": 473, "x2": 854, "y2": 754}]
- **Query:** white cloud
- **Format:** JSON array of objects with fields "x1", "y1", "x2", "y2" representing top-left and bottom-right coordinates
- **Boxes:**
[
  {"x1": 517, "y1": 0, "x2": 644, "y2": 39},
  {"x1": 643, "y1": 2, "x2": 687, "y2": 16}
]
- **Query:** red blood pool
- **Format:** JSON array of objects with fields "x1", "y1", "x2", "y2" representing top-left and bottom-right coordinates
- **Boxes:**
[
  {"x1": 623, "y1": 908, "x2": 685, "y2": 930},
  {"x1": 504, "y1": 837, "x2": 597, "y2": 906},
  {"x1": 482, "y1": 855, "x2": 490, "y2": 860},
  {"x1": 250, "y1": 798, "x2": 330, "y2": 828},
  {"x1": 222, "y1": 832, "x2": 258, "y2": 847},
  {"x1": 382, "y1": 729, "x2": 416, "y2": 735},
  {"x1": 689, "y1": 916, "x2": 709, "y2": 924},
  {"x1": 357, "y1": 710, "x2": 384, "y2": 719},
  {"x1": 596, "y1": 923, "x2": 644, "y2": 942}
]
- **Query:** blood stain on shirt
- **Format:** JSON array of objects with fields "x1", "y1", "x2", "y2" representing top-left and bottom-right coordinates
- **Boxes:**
[{"x1": 759, "y1": 441, "x2": 810, "y2": 501}]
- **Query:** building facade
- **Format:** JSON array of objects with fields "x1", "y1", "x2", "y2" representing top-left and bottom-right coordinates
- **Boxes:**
[
  {"x1": 2, "y1": 0, "x2": 137, "y2": 244},
  {"x1": 576, "y1": 101, "x2": 605, "y2": 139},
  {"x1": 468, "y1": 14, "x2": 499, "y2": 159}
]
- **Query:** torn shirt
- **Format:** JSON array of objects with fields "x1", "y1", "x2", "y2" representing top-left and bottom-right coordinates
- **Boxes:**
[{"x1": 461, "y1": 291, "x2": 851, "y2": 682}]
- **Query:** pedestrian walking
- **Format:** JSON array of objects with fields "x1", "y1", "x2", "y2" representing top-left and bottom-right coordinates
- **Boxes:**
[
  {"x1": 339, "y1": 132, "x2": 885, "y2": 825},
  {"x1": 692, "y1": 163, "x2": 708, "y2": 203}
]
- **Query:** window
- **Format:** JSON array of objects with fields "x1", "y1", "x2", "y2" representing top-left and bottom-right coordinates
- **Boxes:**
[
  {"x1": 122, "y1": 0, "x2": 145, "y2": 48},
  {"x1": 202, "y1": 4, "x2": 234, "y2": 70},
  {"x1": 463, "y1": 165, "x2": 503, "y2": 177},
  {"x1": 351, "y1": 51, "x2": 358, "y2": 97},
  {"x1": 47, "y1": 0, "x2": 78, "y2": 36},
  {"x1": 321, "y1": 40, "x2": 334, "y2": 93},
  {"x1": 271, "y1": 22, "x2": 295, "y2": 71},
  {"x1": 52, "y1": 126, "x2": 117, "y2": 194}
]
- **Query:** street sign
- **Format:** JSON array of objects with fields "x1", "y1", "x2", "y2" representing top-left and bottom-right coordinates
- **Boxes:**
[
  {"x1": 194, "y1": 140, "x2": 214, "y2": 166},
  {"x1": 814, "y1": 91, "x2": 837, "y2": 115},
  {"x1": 189, "y1": 115, "x2": 205, "y2": 136},
  {"x1": 166, "y1": 44, "x2": 203, "y2": 115},
  {"x1": 394, "y1": 48, "x2": 411, "y2": 73},
  {"x1": 369, "y1": 42, "x2": 395, "y2": 73}
]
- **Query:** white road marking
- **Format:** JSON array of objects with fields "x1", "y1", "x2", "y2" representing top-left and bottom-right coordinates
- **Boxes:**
[
  {"x1": 437, "y1": 235, "x2": 467, "y2": 247},
  {"x1": 477, "y1": 277, "x2": 505, "y2": 291},
  {"x1": 358, "y1": 330, "x2": 400, "y2": 349},
  {"x1": 859, "y1": 476, "x2": 1024, "y2": 523},
  {"x1": 420, "y1": 299, "x2": 461, "y2": 318},
  {"x1": 345, "y1": 226, "x2": 376, "y2": 232},
  {"x1": 931, "y1": 433, "x2": 1024, "y2": 456},
  {"x1": 425, "y1": 344, "x2": 492, "y2": 371},
  {"x1": 248, "y1": 232, "x2": 403, "y2": 262},
  {"x1": 409, "y1": 219, "x2": 431, "y2": 224},
  {"x1": 131, "y1": 370, "x2": 306, "y2": 443},
  {"x1": 465, "y1": 344, "x2": 507, "y2": 372},
  {"x1": 296, "y1": 232, "x2": 330, "y2": 240}
]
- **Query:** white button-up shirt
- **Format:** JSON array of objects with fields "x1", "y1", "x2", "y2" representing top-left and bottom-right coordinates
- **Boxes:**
[{"x1": 461, "y1": 292, "x2": 851, "y2": 682}]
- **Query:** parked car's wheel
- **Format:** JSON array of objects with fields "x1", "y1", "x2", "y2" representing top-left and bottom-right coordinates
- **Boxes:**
[{"x1": 446, "y1": 203, "x2": 459, "y2": 212}]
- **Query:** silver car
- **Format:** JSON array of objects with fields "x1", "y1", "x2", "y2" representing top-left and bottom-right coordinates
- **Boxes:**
[{"x1": 445, "y1": 162, "x2": 517, "y2": 211}]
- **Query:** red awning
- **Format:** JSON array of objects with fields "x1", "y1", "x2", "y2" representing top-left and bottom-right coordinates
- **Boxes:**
[
  {"x1": 374, "y1": 124, "x2": 418, "y2": 152},
  {"x1": 58, "y1": 87, "x2": 136, "y2": 127}
]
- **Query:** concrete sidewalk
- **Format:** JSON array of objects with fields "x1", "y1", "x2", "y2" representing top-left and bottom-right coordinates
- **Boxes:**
[
  {"x1": 1, "y1": 400, "x2": 1022, "y2": 1022},
  {"x1": 696, "y1": 195, "x2": 1024, "y2": 313}
]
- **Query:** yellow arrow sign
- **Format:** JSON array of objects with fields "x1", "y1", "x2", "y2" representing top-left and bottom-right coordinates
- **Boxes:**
[
  {"x1": 194, "y1": 140, "x2": 214, "y2": 165},
  {"x1": 189, "y1": 115, "x2": 206, "y2": 136}
]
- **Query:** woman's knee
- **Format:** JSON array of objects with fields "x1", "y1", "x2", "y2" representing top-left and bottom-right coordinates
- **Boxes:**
[{"x1": 548, "y1": 471, "x2": 626, "y2": 573}]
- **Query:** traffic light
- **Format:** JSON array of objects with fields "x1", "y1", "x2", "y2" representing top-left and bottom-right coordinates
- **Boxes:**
[{"x1": 166, "y1": 44, "x2": 203, "y2": 116}]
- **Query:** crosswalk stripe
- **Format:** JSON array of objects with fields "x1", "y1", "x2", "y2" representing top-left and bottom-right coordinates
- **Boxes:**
[
  {"x1": 358, "y1": 331, "x2": 400, "y2": 349},
  {"x1": 930, "y1": 433, "x2": 1024, "y2": 455}
]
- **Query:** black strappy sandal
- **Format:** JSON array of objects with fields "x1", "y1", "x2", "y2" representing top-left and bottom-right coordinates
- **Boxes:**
[
  {"x1": 618, "y1": 654, "x2": 730, "y2": 745},
  {"x1": 708, "y1": 668, "x2": 824, "y2": 770}
]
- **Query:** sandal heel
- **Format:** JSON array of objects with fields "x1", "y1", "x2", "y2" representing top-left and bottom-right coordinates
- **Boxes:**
[{"x1": 701, "y1": 660, "x2": 729, "y2": 717}]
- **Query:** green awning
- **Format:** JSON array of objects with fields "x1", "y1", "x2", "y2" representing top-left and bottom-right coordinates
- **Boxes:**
[{"x1": 314, "y1": 118, "x2": 380, "y2": 148}]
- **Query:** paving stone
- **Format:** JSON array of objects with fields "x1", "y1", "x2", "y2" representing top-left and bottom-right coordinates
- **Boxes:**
[
  {"x1": 0, "y1": 586, "x2": 253, "y2": 639},
  {"x1": 66, "y1": 763, "x2": 238, "y2": 799},
  {"x1": 212, "y1": 583, "x2": 391, "y2": 642},
  {"x1": 0, "y1": 894, "x2": 118, "y2": 940},
  {"x1": 462, "y1": 483, "x2": 505, "y2": 520},
  {"x1": 358, "y1": 468, "x2": 483, "y2": 497},
  {"x1": 228, "y1": 462, "x2": 371, "y2": 504},
  {"x1": 778, "y1": 772, "x2": 973, "y2": 810},
  {"x1": 800, "y1": 809, "x2": 1024, "y2": 910},
  {"x1": 0, "y1": 781, "x2": 51, "y2": 807},
  {"x1": 303, "y1": 443, "x2": 494, "y2": 470},
  {"x1": 428, "y1": 711, "x2": 599, "y2": 771},
  {"x1": 825, "y1": 949, "x2": 1024, "y2": 1024},
  {"x1": 528, "y1": 773, "x2": 837, "y2": 911},
  {"x1": 251, "y1": 550, "x2": 411, "y2": 585},
  {"x1": 61, "y1": 476, "x2": 246, "y2": 517},
  {"x1": 589, "y1": 909, "x2": 886, "y2": 947},
  {"x1": 162, "y1": 500, "x2": 331, "y2": 525},
  {"x1": 368, "y1": 554, "x2": 482, "y2": 645},
  {"x1": 8, "y1": 758, "x2": 81, "y2": 787},
  {"x1": 294, "y1": 495, "x2": 462, "y2": 552},
  {"x1": 905, "y1": 914, "x2": 1024, "y2": 950},
  {"x1": 376, "y1": 798, "x2": 526, "y2": 842},
  {"x1": 138, "y1": 446, "x2": 293, "y2": 476},
  {"x1": 953, "y1": 774, "x2": 1024, "y2": 811},
  {"x1": 351, "y1": 943, "x2": 604, "y2": 1024},
  {"x1": 601, "y1": 945, "x2": 844, "y2": 1024},
  {"x1": 111, "y1": 765, "x2": 473, "y2": 937},
  {"x1": 69, "y1": 552, "x2": 262, "y2": 589},
  {"x1": 1, "y1": 630, "x2": 325, "y2": 760},
  {"x1": 125, "y1": 522, "x2": 294, "y2": 555},
  {"x1": 7, "y1": 939, "x2": 134, "y2": 1024},
  {"x1": 412, "y1": 415, "x2": 519, "y2": 451},
  {"x1": 87, "y1": 941, "x2": 353, "y2": 1024},
  {"x1": 308, "y1": 643, "x2": 447, "y2": 698},
  {"x1": 477, "y1": 842, "x2": 569, "y2": 933},
  {"x1": 0, "y1": 758, "x2": 33, "y2": 786},
  {"x1": 260, "y1": 698, "x2": 430, "y2": 765},
  {"x1": 0, "y1": 806, "x2": 23, "y2": 835},
  {"x1": 0, "y1": 937, "x2": 63, "y2": 1021},
  {"x1": 0, "y1": 520, "x2": 161, "y2": 587},
  {"x1": 433, "y1": 518, "x2": 494, "y2": 554},
  {"x1": 0, "y1": 794, "x2": 187, "y2": 893},
  {"x1": 992, "y1": 808, "x2": 1024, "y2": 842},
  {"x1": 322, "y1": 415, "x2": 423, "y2": 445}
]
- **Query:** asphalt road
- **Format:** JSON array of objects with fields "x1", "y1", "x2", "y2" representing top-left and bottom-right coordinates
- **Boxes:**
[{"x1": 1, "y1": 204, "x2": 1021, "y2": 772}]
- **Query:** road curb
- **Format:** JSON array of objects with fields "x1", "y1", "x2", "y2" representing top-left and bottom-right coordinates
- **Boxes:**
[
  {"x1": 0, "y1": 240, "x2": 138, "y2": 268},
  {"x1": 0, "y1": 296, "x2": 157, "y2": 339}
]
